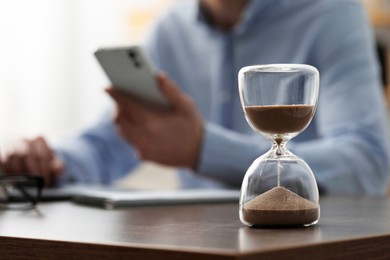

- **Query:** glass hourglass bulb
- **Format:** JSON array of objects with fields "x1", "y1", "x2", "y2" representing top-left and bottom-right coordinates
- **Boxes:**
[{"x1": 238, "y1": 64, "x2": 320, "y2": 227}]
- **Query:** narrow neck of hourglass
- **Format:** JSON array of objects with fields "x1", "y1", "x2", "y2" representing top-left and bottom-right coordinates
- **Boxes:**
[{"x1": 271, "y1": 139, "x2": 288, "y2": 157}]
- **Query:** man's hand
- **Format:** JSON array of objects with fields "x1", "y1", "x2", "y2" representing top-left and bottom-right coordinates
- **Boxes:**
[
  {"x1": 1, "y1": 136, "x2": 64, "y2": 187},
  {"x1": 106, "y1": 73, "x2": 203, "y2": 170}
]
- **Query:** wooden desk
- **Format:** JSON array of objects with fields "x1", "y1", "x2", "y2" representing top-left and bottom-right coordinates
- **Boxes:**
[{"x1": 1, "y1": 197, "x2": 390, "y2": 259}]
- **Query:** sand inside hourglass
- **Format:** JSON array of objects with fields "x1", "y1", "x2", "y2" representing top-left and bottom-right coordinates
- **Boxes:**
[
  {"x1": 242, "y1": 104, "x2": 319, "y2": 226},
  {"x1": 245, "y1": 104, "x2": 314, "y2": 134},
  {"x1": 242, "y1": 186, "x2": 319, "y2": 226}
]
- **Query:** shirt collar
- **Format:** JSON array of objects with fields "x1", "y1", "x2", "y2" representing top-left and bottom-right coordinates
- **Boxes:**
[{"x1": 194, "y1": 0, "x2": 282, "y2": 34}]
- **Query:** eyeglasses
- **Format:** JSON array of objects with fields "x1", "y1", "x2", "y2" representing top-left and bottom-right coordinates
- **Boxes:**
[{"x1": 0, "y1": 175, "x2": 44, "y2": 210}]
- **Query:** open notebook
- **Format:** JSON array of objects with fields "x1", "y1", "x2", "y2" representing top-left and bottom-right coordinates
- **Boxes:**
[{"x1": 72, "y1": 188, "x2": 240, "y2": 209}]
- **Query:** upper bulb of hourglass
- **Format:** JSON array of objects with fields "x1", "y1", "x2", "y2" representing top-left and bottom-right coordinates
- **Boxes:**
[{"x1": 244, "y1": 104, "x2": 316, "y2": 144}]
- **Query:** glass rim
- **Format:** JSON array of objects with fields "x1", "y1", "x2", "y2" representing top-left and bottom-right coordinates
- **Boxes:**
[{"x1": 239, "y1": 63, "x2": 319, "y2": 75}]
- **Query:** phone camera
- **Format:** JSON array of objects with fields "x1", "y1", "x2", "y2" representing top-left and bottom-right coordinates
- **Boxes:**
[
  {"x1": 128, "y1": 51, "x2": 142, "y2": 68},
  {"x1": 128, "y1": 51, "x2": 136, "y2": 59}
]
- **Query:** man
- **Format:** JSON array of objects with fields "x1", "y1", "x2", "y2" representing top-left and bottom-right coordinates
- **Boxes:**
[{"x1": 2, "y1": 0, "x2": 389, "y2": 195}]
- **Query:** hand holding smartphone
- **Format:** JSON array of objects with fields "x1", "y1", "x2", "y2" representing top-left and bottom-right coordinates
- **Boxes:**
[{"x1": 95, "y1": 46, "x2": 168, "y2": 106}]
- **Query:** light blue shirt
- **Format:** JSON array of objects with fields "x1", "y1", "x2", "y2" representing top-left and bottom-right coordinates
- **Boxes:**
[{"x1": 56, "y1": 0, "x2": 390, "y2": 195}]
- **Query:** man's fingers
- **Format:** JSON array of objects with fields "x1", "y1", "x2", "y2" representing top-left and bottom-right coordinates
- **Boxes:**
[
  {"x1": 105, "y1": 87, "x2": 136, "y2": 106},
  {"x1": 116, "y1": 117, "x2": 150, "y2": 158},
  {"x1": 51, "y1": 156, "x2": 64, "y2": 176},
  {"x1": 2, "y1": 149, "x2": 25, "y2": 173},
  {"x1": 35, "y1": 137, "x2": 53, "y2": 175},
  {"x1": 25, "y1": 139, "x2": 44, "y2": 176},
  {"x1": 156, "y1": 73, "x2": 190, "y2": 110},
  {"x1": 23, "y1": 138, "x2": 52, "y2": 186},
  {"x1": 117, "y1": 117, "x2": 143, "y2": 145},
  {"x1": 0, "y1": 137, "x2": 62, "y2": 187},
  {"x1": 106, "y1": 87, "x2": 153, "y2": 124},
  {"x1": 3, "y1": 140, "x2": 30, "y2": 173}
]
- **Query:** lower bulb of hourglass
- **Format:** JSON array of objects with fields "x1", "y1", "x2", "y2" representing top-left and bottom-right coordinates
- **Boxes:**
[{"x1": 239, "y1": 152, "x2": 320, "y2": 227}]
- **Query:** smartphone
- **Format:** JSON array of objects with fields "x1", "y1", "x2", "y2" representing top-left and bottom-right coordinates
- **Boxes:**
[{"x1": 94, "y1": 46, "x2": 168, "y2": 106}]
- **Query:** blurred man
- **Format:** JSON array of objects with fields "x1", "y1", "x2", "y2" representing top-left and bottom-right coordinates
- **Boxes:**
[{"x1": 2, "y1": 0, "x2": 389, "y2": 195}]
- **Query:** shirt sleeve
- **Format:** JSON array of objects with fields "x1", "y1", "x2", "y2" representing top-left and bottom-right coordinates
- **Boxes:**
[
  {"x1": 197, "y1": 2, "x2": 390, "y2": 195},
  {"x1": 54, "y1": 111, "x2": 140, "y2": 186},
  {"x1": 197, "y1": 122, "x2": 269, "y2": 187}
]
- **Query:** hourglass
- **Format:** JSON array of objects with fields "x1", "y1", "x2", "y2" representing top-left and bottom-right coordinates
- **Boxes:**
[{"x1": 238, "y1": 64, "x2": 320, "y2": 227}]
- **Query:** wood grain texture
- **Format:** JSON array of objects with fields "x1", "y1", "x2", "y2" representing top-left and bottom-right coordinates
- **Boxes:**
[{"x1": 1, "y1": 196, "x2": 390, "y2": 259}]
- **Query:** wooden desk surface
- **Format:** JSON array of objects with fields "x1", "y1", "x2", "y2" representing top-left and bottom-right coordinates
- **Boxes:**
[{"x1": 1, "y1": 196, "x2": 390, "y2": 259}]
